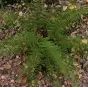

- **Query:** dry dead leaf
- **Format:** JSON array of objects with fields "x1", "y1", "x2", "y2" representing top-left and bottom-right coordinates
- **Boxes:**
[
  {"x1": 10, "y1": 80, "x2": 15, "y2": 83},
  {"x1": 81, "y1": 39, "x2": 88, "y2": 44},
  {"x1": 16, "y1": 55, "x2": 20, "y2": 59},
  {"x1": 3, "y1": 64, "x2": 11, "y2": 69},
  {"x1": 73, "y1": 62, "x2": 78, "y2": 66},
  {"x1": 21, "y1": 77, "x2": 27, "y2": 86},
  {"x1": 78, "y1": 74, "x2": 82, "y2": 79},
  {"x1": 62, "y1": 85, "x2": 65, "y2": 87},
  {"x1": 86, "y1": 0, "x2": 88, "y2": 2},
  {"x1": 1, "y1": 75, "x2": 6, "y2": 79}
]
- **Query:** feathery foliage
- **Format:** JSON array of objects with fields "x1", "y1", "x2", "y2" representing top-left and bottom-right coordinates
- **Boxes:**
[{"x1": 0, "y1": 0, "x2": 88, "y2": 86}]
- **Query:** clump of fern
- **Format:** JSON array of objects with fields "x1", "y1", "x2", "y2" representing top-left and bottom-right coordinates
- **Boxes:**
[
  {"x1": 0, "y1": 0, "x2": 88, "y2": 86},
  {"x1": 18, "y1": 0, "x2": 88, "y2": 86}
]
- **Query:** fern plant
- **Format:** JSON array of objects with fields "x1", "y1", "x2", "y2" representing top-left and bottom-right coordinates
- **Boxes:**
[{"x1": 0, "y1": 0, "x2": 88, "y2": 86}]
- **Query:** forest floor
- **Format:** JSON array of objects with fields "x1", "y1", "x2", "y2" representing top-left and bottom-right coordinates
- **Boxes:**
[
  {"x1": 0, "y1": 3, "x2": 88, "y2": 87},
  {"x1": 0, "y1": 13, "x2": 88, "y2": 87}
]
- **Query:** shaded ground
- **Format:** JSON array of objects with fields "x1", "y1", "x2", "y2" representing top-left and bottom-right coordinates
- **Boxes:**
[
  {"x1": 70, "y1": 14, "x2": 88, "y2": 87},
  {"x1": 0, "y1": 52, "x2": 54, "y2": 87},
  {"x1": 79, "y1": 72, "x2": 88, "y2": 87},
  {"x1": 0, "y1": 28, "x2": 21, "y2": 40},
  {"x1": 0, "y1": 53, "x2": 26, "y2": 87}
]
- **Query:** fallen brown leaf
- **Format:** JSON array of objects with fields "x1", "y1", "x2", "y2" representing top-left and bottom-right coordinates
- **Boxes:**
[{"x1": 21, "y1": 77, "x2": 27, "y2": 86}]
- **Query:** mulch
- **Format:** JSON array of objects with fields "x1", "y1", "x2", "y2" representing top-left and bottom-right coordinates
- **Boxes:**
[
  {"x1": 0, "y1": 53, "x2": 27, "y2": 87},
  {"x1": 0, "y1": 28, "x2": 21, "y2": 40}
]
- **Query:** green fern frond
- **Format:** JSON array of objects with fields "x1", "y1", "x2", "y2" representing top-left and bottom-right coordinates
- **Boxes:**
[
  {"x1": 39, "y1": 39, "x2": 74, "y2": 76},
  {"x1": 0, "y1": 31, "x2": 37, "y2": 56}
]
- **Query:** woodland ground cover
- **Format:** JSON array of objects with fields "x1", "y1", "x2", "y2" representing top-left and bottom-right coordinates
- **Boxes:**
[{"x1": 0, "y1": 0, "x2": 88, "y2": 87}]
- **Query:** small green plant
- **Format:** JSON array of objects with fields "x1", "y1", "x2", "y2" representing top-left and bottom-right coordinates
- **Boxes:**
[
  {"x1": 2, "y1": 11, "x2": 20, "y2": 29},
  {"x1": 0, "y1": 0, "x2": 88, "y2": 86}
]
